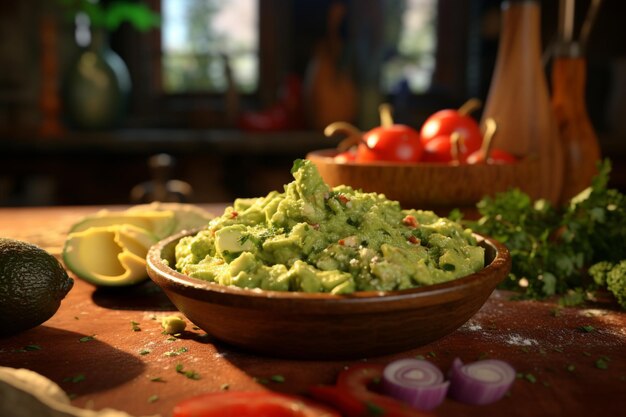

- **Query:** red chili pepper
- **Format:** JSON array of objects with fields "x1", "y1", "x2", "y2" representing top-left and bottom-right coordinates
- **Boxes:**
[
  {"x1": 402, "y1": 215, "x2": 418, "y2": 228},
  {"x1": 309, "y1": 364, "x2": 435, "y2": 417},
  {"x1": 337, "y1": 194, "x2": 350, "y2": 205},
  {"x1": 407, "y1": 235, "x2": 420, "y2": 245}
]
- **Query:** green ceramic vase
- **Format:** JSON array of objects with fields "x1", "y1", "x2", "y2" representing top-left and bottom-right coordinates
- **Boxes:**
[{"x1": 62, "y1": 30, "x2": 131, "y2": 130}]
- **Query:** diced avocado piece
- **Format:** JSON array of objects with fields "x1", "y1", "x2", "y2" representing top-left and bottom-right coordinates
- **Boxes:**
[
  {"x1": 69, "y1": 209, "x2": 176, "y2": 240},
  {"x1": 214, "y1": 225, "x2": 255, "y2": 257},
  {"x1": 62, "y1": 224, "x2": 157, "y2": 286}
]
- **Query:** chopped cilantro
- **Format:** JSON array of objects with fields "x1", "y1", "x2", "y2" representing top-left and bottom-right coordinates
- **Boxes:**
[
  {"x1": 24, "y1": 344, "x2": 42, "y2": 351},
  {"x1": 566, "y1": 364, "x2": 576, "y2": 372},
  {"x1": 147, "y1": 394, "x2": 159, "y2": 403},
  {"x1": 441, "y1": 263, "x2": 456, "y2": 271},
  {"x1": 131, "y1": 321, "x2": 141, "y2": 332},
  {"x1": 64, "y1": 374, "x2": 86, "y2": 383},
  {"x1": 517, "y1": 373, "x2": 537, "y2": 383},
  {"x1": 149, "y1": 377, "x2": 165, "y2": 383},
  {"x1": 139, "y1": 349, "x2": 151, "y2": 356},
  {"x1": 270, "y1": 375, "x2": 285, "y2": 383},
  {"x1": 364, "y1": 401, "x2": 385, "y2": 416},
  {"x1": 79, "y1": 335, "x2": 96, "y2": 343},
  {"x1": 175, "y1": 363, "x2": 200, "y2": 380},
  {"x1": 164, "y1": 347, "x2": 188, "y2": 357},
  {"x1": 595, "y1": 358, "x2": 609, "y2": 370},
  {"x1": 578, "y1": 325, "x2": 595, "y2": 333}
]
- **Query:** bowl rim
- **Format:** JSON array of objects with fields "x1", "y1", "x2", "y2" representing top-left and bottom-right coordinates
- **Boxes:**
[
  {"x1": 306, "y1": 148, "x2": 534, "y2": 167},
  {"x1": 146, "y1": 228, "x2": 511, "y2": 307}
]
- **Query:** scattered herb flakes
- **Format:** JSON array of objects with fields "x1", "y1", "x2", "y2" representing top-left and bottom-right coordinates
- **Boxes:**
[
  {"x1": 147, "y1": 395, "x2": 159, "y2": 404},
  {"x1": 175, "y1": 363, "x2": 200, "y2": 380},
  {"x1": 64, "y1": 374, "x2": 86, "y2": 383},
  {"x1": 254, "y1": 377, "x2": 269, "y2": 385},
  {"x1": 578, "y1": 325, "x2": 595, "y2": 333},
  {"x1": 79, "y1": 335, "x2": 96, "y2": 343},
  {"x1": 517, "y1": 372, "x2": 537, "y2": 383},
  {"x1": 131, "y1": 321, "x2": 141, "y2": 332},
  {"x1": 582, "y1": 351, "x2": 592, "y2": 357},
  {"x1": 164, "y1": 347, "x2": 189, "y2": 357},
  {"x1": 149, "y1": 377, "x2": 166, "y2": 383},
  {"x1": 139, "y1": 349, "x2": 151, "y2": 356},
  {"x1": 166, "y1": 336, "x2": 178, "y2": 342},
  {"x1": 427, "y1": 351, "x2": 437, "y2": 358},
  {"x1": 270, "y1": 375, "x2": 285, "y2": 383},
  {"x1": 220, "y1": 383, "x2": 230, "y2": 391},
  {"x1": 364, "y1": 401, "x2": 385, "y2": 417},
  {"x1": 566, "y1": 364, "x2": 576, "y2": 372},
  {"x1": 538, "y1": 348, "x2": 548, "y2": 356},
  {"x1": 553, "y1": 347, "x2": 564, "y2": 353},
  {"x1": 24, "y1": 344, "x2": 42, "y2": 351},
  {"x1": 550, "y1": 308, "x2": 562, "y2": 317},
  {"x1": 595, "y1": 358, "x2": 609, "y2": 370},
  {"x1": 414, "y1": 354, "x2": 425, "y2": 360},
  {"x1": 520, "y1": 346, "x2": 530, "y2": 353}
]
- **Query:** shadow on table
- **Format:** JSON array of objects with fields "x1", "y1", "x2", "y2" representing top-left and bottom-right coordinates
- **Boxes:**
[
  {"x1": 0, "y1": 325, "x2": 145, "y2": 397},
  {"x1": 91, "y1": 280, "x2": 177, "y2": 311}
]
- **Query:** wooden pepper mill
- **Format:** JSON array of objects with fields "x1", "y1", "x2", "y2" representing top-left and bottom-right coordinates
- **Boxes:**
[
  {"x1": 550, "y1": 0, "x2": 602, "y2": 203},
  {"x1": 481, "y1": 0, "x2": 564, "y2": 205}
]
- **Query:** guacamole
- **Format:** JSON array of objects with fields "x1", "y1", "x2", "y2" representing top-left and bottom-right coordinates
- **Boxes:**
[{"x1": 174, "y1": 160, "x2": 484, "y2": 294}]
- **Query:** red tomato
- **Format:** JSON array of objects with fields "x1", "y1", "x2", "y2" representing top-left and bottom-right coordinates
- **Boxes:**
[
  {"x1": 420, "y1": 110, "x2": 482, "y2": 160},
  {"x1": 421, "y1": 135, "x2": 456, "y2": 163},
  {"x1": 466, "y1": 148, "x2": 517, "y2": 164},
  {"x1": 309, "y1": 364, "x2": 434, "y2": 417},
  {"x1": 355, "y1": 125, "x2": 423, "y2": 163},
  {"x1": 173, "y1": 390, "x2": 340, "y2": 417},
  {"x1": 334, "y1": 149, "x2": 357, "y2": 163}
]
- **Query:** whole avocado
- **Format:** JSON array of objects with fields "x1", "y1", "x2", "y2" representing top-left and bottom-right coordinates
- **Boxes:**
[{"x1": 0, "y1": 238, "x2": 74, "y2": 337}]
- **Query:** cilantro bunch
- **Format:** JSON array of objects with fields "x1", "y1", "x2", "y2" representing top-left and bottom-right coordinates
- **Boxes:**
[{"x1": 465, "y1": 160, "x2": 626, "y2": 306}]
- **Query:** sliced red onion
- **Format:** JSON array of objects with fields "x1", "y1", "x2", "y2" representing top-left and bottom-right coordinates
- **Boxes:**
[
  {"x1": 381, "y1": 358, "x2": 450, "y2": 411},
  {"x1": 447, "y1": 357, "x2": 516, "y2": 405}
]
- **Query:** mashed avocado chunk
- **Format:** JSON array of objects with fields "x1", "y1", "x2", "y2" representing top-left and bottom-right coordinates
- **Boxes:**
[{"x1": 175, "y1": 160, "x2": 484, "y2": 294}]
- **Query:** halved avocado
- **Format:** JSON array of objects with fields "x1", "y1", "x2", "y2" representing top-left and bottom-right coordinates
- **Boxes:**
[
  {"x1": 126, "y1": 202, "x2": 213, "y2": 232},
  {"x1": 69, "y1": 209, "x2": 177, "y2": 240},
  {"x1": 62, "y1": 224, "x2": 157, "y2": 286}
]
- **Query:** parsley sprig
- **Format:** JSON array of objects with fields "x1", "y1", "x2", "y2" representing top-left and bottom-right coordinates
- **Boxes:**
[{"x1": 464, "y1": 160, "x2": 625, "y2": 305}]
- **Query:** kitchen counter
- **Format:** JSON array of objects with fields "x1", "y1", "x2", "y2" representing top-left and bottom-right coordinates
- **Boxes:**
[{"x1": 0, "y1": 205, "x2": 624, "y2": 416}]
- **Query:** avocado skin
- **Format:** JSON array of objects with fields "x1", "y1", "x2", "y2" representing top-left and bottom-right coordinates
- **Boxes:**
[{"x1": 0, "y1": 238, "x2": 74, "y2": 337}]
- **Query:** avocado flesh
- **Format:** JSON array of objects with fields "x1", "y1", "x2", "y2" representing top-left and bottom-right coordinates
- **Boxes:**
[
  {"x1": 63, "y1": 224, "x2": 156, "y2": 286},
  {"x1": 69, "y1": 210, "x2": 176, "y2": 240}
]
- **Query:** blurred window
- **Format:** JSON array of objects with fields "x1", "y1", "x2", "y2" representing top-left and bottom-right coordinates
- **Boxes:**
[
  {"x1": 381, "y1": 0, "x2": 437, "y2": 93},
  {"x1": 161, "y1": 0, "x2": 258, "y2": 94}
]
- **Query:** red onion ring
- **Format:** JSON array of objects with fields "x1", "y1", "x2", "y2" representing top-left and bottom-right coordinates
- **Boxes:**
[
  {"x1": 381, "y1": 358, "x2": 450, "y2": 411},
  {"x1": 447, "y1": 357, "x2": 516, "y2": 405}
]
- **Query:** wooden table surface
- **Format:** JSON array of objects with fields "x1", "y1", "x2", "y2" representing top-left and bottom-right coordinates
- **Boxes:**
[{"x1": 1, "y1": 205, "x2": 625, "y2": 417}]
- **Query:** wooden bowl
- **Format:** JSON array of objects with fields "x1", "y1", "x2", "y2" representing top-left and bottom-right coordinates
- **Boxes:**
[
  {"x1": 307, "y1": 149, "x2": 547, "y2": 211},
  {"x1": 146, "y1": 230, "x2": 511, "y2": 359}
]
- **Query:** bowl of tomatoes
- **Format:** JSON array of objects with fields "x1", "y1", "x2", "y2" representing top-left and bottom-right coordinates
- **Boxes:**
[{"x1": 307, "y1": 101, "x2": 543, "y2": 212}]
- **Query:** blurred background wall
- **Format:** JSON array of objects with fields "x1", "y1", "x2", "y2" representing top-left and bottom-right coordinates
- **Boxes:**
[{"x1": 0, "y1": 0, "x2": 624, "y2": 206}]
